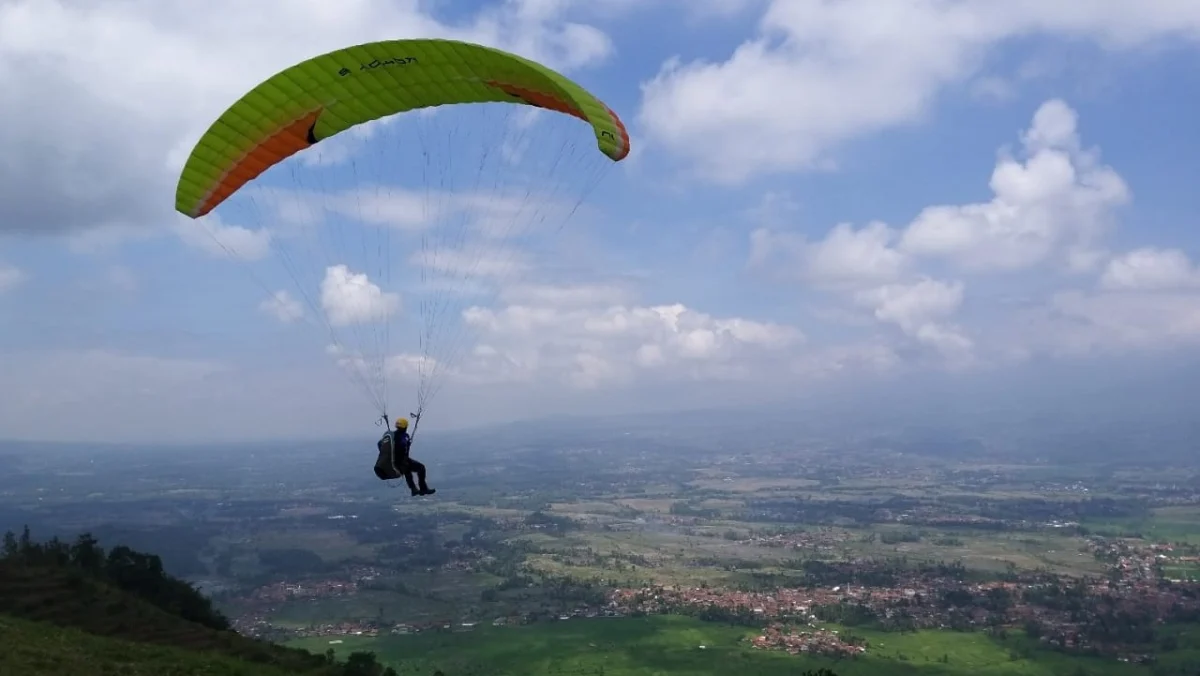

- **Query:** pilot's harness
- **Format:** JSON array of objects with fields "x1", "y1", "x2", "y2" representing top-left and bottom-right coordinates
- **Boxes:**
[{"x1": 377, "y1": 408, "x2": 422, "y2": 488}]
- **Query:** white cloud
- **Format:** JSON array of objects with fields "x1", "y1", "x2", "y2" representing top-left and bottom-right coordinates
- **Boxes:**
[
  {"x1": 856, "y1": 278, "x2": 964, "y2": 330},
  {"x1": 748, "y1": 99, "x2": 1155, "y2": 368},
  {"x1": 260, "y1": 290, "x2": 305, "y2": 323},
  {"x1": 324, "y1": 346, "x2": 432, "y2": 392},
  {"x1": 744, "y1": 98, "x2": 1192, "y2": 371},
  {"x1": 173, "y1": 215, "x2": 272, "y2": 262},
  {"x1": 313, "y1": 187, "x2": 575, "y2": 241},
  {"x1": 0, "y1": 264, "x2": 25, "y2": 292},
  {"x1": 1100, "y1": 248, "x2": 1200, "y2": 291},
  {"x1": 854, "y1": 278, "x2": 973, "y2": 361},
  {"x1": 386, "y1": 353, "x2": 434, "y2": 379},
  {"x1": 499, "y1": 282, "x2": 633, "y2": 306},
  {"x1": 320, "y1": 264, "x2": 400, "y2": 327},
  {"x1": 295, "y1": 117, "x2": 393, "y2": 168},
  {"x1": 750, "y1": 99, "x2": 1128, "y2": 280},
  {"x1": 1018, "y1": 290, "x2": 1200, "y2": 356},
  {"x1": 638, "y1": 0, "x2": 1200, "y2": 183},
  {"x1": 414, "y1": 246, "x2": 532, "y2": 280},
  {"x1": 971, "y1": 76, "x2": 1017, "y2": 103},
  {"x1": 750, "y1": 220, "x2": 909, "y2": 288},
  {"x1": 1001, "y1": 248, "x2": 1200, "y2": 356},
  {"x1": 789, "y1": 341, "x2": 902, "y2": 379},
  {"x1": 323, "y1": 188, "x2": 433, "y2": 231},
  {"x1": 900, "y1": 99, "x2": 1129, "y2": 272},
  {"x1": 458, "y1": 287, "x2": 803, "y2": 388}
]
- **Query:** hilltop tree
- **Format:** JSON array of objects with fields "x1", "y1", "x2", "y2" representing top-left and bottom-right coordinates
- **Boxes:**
[
  {"x1": 0, "y1": 526, "x2": 229, "y2": 631},
  {"x1": 70, "y1": 533, "x2": 105, "y2": 572},
  {"x1": 341, "y1": 651, "x2": 397, "y2": 676}
]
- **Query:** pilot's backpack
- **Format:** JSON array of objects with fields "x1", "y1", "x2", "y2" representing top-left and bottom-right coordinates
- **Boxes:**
[{"x1": 373, "y1": 432, "x2": 400, "y2": 480}]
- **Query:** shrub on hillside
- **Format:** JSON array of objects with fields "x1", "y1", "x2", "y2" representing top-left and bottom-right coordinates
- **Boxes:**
[{"x1": 2, "y1": 525, "x2": 229, "y2": 631}]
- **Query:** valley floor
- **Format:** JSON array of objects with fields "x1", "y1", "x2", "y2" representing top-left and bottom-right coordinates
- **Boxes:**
[{"x1": 287, "y1": 614, "x2": 1194, "y2": 676}]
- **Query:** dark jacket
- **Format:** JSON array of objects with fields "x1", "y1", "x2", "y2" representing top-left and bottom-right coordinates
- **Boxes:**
[{"x1": 391, "y1": 430, "x2": 411, "y2": 462}]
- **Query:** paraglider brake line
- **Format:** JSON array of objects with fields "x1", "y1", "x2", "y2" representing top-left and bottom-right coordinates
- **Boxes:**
[
  {"x1": 409, "y1": 408, "x2": 423, "y2": 441},
  {"x1": 374, "y1": 407, "x2": 420, "y2": 440}
]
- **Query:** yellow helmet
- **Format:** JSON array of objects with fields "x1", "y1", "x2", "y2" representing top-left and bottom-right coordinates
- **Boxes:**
[{"x1": 395, "y1": 417, "x2": 409, "y2": 430}]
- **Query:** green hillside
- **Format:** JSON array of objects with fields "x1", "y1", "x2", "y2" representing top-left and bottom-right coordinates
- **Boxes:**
[
  {"x1": 0, "y1": 612, "x2": 304, "y2": 676},
  {"x1": 0, "y1": 527, "x2": 397, "y2": 676}
]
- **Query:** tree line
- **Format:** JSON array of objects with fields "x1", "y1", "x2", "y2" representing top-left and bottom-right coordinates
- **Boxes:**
[
  {"x1": 2, "y1": 525, "x2": 230, "y2": 631},
  {"x1": 1, "y1": 525, "x2": 402, "y2": 676}
]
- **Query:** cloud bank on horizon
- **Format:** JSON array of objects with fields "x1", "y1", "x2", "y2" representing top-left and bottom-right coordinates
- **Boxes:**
[{"x1": 2, "y1": 0, "x2": 1200, "y2": 442}]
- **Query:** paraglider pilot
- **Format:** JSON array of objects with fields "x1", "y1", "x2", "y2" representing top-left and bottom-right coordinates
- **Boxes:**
[{"x1": 374, "y1": 417, "x2": 436, "y2": 496}]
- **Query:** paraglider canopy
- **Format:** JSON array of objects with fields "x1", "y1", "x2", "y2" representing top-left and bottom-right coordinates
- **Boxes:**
[
  {"x1": 175, "y1": 38, "x2": 629, "y2": 219},
  {"x1": 172, "y1": 38, "x2": 630, "y2": 431}
]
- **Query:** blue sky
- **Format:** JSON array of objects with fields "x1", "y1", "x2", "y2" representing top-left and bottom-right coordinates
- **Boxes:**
[{"x1": 3, "y1": 0, "x2": 1200, "y2": 443}]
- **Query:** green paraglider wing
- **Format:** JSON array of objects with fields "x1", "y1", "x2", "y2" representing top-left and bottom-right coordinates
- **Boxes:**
[{"x1": 174, "y1": 38, "x2": 630, "y2": 219}]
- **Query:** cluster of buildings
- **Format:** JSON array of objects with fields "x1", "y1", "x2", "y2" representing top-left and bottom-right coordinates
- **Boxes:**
[
  {"x1": 607, "y1": 540, "x2": 1200, "y2": 660},
  {"x1": 236, "y1": 606, "x2": 629, "y2": 641},
  {"x1": 608, "y1": 580, "x2": 988, "y2": 630},
  {"x1": 611, "y1": 584, "x2": 870, "y2": 618},
  {"x1": 750, "y1": 624, "x2": 866, "y2": 657},
  {"x1": 738, "y1": 528, "x2": 852, "y2": 550},
  {"x1": 890, "y1": 511, "x2": 1008, "y2": 529},
  {"x1": 1087, "y1": 539, "x2": 1198, "y2": 582},
  {"x1": 247, "y1": 578, "x2": 356, "y2": 603},
  {"x1": 242, "y1": 566, "x2": 385, "y2": 604},
  {"x1": 286, "y1": 620, "x2": 383, "y2": 639}
]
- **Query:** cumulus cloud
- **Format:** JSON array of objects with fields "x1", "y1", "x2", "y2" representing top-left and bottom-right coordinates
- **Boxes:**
[
  {"x1": 1100, "y1": 248, "x2": 1200, "y2": 291},
  {"x1": 455, "y1": 283, "x2": 803, "y2": 388},
  {"x1": 320, "y1": 264, "x2": 401, "y2": 327},
  {"x1": 741, "y1": 99, "x2": 1137, "y2": 369},
  {"x1": 304, "y1": 187, "x2": 578, "y2": 242},
  {"x1": 0, "y1": 0, "x2": 617, "y2": 238},
  {"x1": 260, "y1": 290, "x2": 305, "y2": 323},
  {"x1": 812, "y1": 341, "x2": 903, "y2": 372},
  {"x1": 321, "y1": 188, "x2": 432, "y2": 231},
  {"x1": 990, "y1": 247, "x2": 1200, "y2": 357},
  {"x1": 638, "y1": 0, "x2": 1200, "y2": 183},
  {"x1": 855, "y1": 279, "x2": 973, "y2": 362},
  {"x1": 750, "y1": 221, "x2": 909, "y2": 288},
  {"x1": 172, "y1": 215, "x2": 272, "y2": 261},
  {"x1": 1016, "y1": 290, "x2": 1200, "y2": 356},
  {"x1": 741, "y1": 97, "x2": 1197, "y2": 368},
  {"x1": 748, "y1": 203, "x2": 971, "y2": 365},
  {"x1": 900, "y1": 99, "x2": 1129, "y2": 272}
]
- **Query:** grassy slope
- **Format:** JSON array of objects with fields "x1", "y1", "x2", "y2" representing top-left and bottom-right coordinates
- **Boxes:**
[
  {"x1": 0, "y1": 561, "x2": 332, "y2": 674},
  {"x1": 0, "y1": 613, "x2": 299, "y2": 676},
  {"x1": 290, "y1": 615, "x2": 1152, "y2": 676}
]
